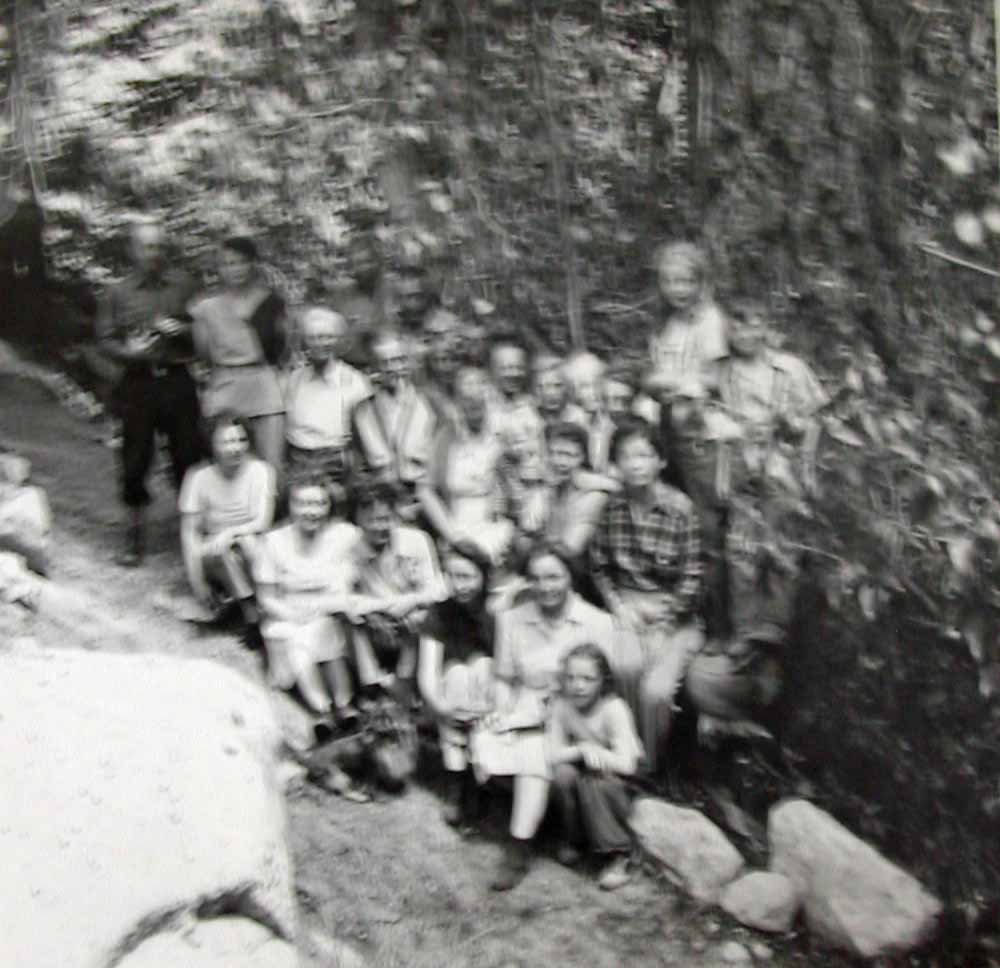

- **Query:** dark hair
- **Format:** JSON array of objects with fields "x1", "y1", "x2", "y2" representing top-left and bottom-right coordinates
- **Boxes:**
[
  {"x1": 726, "y1": 297, "x2": 768, "y2": 323},
  {"x1": 206, "y1": 410, "x2": 252, "y2": 451},
  {"x1": 609, "y1": 415, "x2": 661, "y2": 466},
  {"x1": 560, "y1": 642, "x2": 617, "y2": 699},
  {"x1": 351, "y1": 475, "x2": 403, "y2": 516},
  {"x1": 545, "y1": 420, "x2": 588, "y2": 456},
  {"x1": 287, "y1": 472, "x2": 344, "y2": 512},
  {"x1": 222, "y1": 235, "x2": 259, "y2": 262},
  {"x1": 603, "y1": 362, "x2": 639, "y2": 393},
  {"x1": 490, "y1": 329, "x2": 528, "y2": 358},
  {"x1": 440, "y1": 542, "x2": 492, "y2": 589},
  {"x1": 523, "y1": 541, "x2": 575, "y2": 579}
]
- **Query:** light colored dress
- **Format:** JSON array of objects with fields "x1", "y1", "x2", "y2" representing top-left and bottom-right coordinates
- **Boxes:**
[
  {"x1": 189, "y1": 289, "x2": 284, "y2": 418},
  {"x1": 254, "y1": 521, "x2": 362, "y2": 699},
  {"x1": 471, "y1": 594, "x2": 615, "y2": 780}
]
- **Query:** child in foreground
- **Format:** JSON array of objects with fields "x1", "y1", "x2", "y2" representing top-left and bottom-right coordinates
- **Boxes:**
[{"x1": 547, "y1": 642, "x2": 643, "y2": 891}]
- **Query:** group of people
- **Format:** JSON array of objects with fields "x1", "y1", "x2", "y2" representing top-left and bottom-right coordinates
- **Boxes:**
[{"x1": 94, "y1": 218, "x2": 829, "y2": 892}]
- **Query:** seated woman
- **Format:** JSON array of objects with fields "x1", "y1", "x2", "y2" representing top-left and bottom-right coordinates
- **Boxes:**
[
  {"x1": 548, "y1": 643, "x2": 643, "y2": 891},
  {"x1": 254, "y1": 475, "x2": 361, "y2": 725},
  {"x1": 179, "y1": 411, "x2": 276, "y2": 627},
  {"x1": 471, "y1": 544, "x2": 615, "y2": 891},
  {"x1": 418, "y1": 547, "x2": 496, "y2": 827},
  {"x1": 417, "y1": 366, "x2": 514, "y2": 582},
  {"x1": 348, "y1": 477, "x2": 447, "y2": 704},
  {"x1": 590, "y1": 417, "x2": 704, "y2": 777},
  {"x1": 517, "y1": 421, "x2": 613, "y2": 586},
  {"x1": 188, "y1": 236, "x2": 287, "y2": 472}
]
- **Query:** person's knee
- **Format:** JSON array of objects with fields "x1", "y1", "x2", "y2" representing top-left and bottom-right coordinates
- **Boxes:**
[{"x1": 552, "y1": 762, "x2": 580, "y2": 791}]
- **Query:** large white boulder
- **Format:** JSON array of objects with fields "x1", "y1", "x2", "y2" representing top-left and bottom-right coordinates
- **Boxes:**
[
  {"x1": 0, "y1": 646, "x2": 298, "y2": 968},
  {"x1": 768, "y1": 799, "x2": 942, "y2": 958},
  {"x1": 630, "y1": 798, "x2": 745, "y2": 903},
  {"x1": 719, "y1": 871, "x2": 800, "y2": 933}
]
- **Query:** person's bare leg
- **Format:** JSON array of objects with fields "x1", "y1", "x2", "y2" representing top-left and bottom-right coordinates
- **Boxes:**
[{"x1": 251, "y1": 414, "x2": 285, "y2": 478}]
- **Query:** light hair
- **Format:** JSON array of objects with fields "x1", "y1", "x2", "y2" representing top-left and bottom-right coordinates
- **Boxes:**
[
  {"x1": 300, "y1": 306, "x2": 346, "y2": 336},
  {"x1": 653, "y1": 240, "x2": 708, "y2": 282}
]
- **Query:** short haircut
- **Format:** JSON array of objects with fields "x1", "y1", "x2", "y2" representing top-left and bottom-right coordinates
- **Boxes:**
[
  {"x1": 221, "y1": 235, "x2": 258, "y2": 261},
  {"x1": 351, "y1": 475, "x2": 403, "y2": 515},
  {"x1": 560, "y1": 642, "x2": 617, "y2": 699},
  {"x1": 653, "y1": 240, "x2": 708, "y2": 281},
  {"x1": 609, "y1": 415, "x2": 661, "y2": 465},
  {"x1": 726, "y1": 296, "x2": 769, "y2": 322},
  {"x1": 603, "y1": 362, "x2": 639, "y2": 393},
  {"x1": 532, "y1": 351, "x2": 565, "y2": 375},
  {"x1": 523, "y1": 540, "x2": 575, "y2": 579},
  {"x1": 206, "y1": 409, "x2": 251, "y2": 447},
  {"x1": 545, "y1": 420, "x2": 588, "y2": 456},
  {"x1": 300, "y1": 306, "x2": 346, "y2": 335},
  {"x1": 370, "y1": 328, "x2": 411, "y2": 357},
  {"x1": 440, "y1": 542, "x2": 492, "y2": 582},
  {"x1": 490, "y1": 329, "x2": 527, "y2": 357},
  {"x1": 564, "y1": 351, "x2": 606, "y2": 385}
]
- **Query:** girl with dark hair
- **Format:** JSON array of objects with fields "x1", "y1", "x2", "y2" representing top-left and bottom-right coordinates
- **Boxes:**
[
  {"x1": 418, "y1": 547, "x2": 496, "y2": 826},
  {"x1": 547, "y1": 643, "x2": 643, "y2": 891},
  {"x1": 178, "y1": 410, "x2": 275, "y2": 626},
  {"x1": 188, "y1": 235, "x2": 288, "y2": 472}
]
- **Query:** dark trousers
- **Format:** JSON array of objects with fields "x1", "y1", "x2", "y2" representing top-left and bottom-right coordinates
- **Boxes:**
[
  {"x1": 552, "y1": 764, "x2": 633, "y2": 854},
  {"x1": 117, "y1": 366, "x2": 203, "y2": 508}
]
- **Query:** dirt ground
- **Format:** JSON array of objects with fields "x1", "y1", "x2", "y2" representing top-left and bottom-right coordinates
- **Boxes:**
[{"x1": 1, "y1": 373, "x2": 846, "y2": 968}]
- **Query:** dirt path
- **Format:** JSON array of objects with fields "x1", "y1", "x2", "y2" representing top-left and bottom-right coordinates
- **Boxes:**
[{"x1": 1, "y1": 374, "x2": 833, "y2": 968}]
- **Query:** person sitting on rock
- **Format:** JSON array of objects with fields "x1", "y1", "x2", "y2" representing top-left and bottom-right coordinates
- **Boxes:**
[
  {"x1": 418, "y1": 546, "x2": 496, "y2": 827},
  {"x1": 178, "y1": 411, "x2": 276, "y2": 629},
  {"x1": 282, "y1": 307, "x2": 392, "y2": 494},
  {"x1": 718, "y1": 298, "x2": 828, "y2": 497},
  {"x1": 685, "y1": 487, "x2": 803, "y2": 746},
  {"x1": 0, "y1": 450, "x2": 51, "y2": 576},
  {"x1": 254, "y1": 475, "x2": 362, "y2": 727},
  {"x1": 548, "y1": 642, "x2": 643, "y2": 891},
  {"x1": 348, "y1": 477, "x2": 448, "y2": 707},
  {"x1": 471, "y1": 543, "x2": 615, "y2": 891},
  {"x1": 590, "y1": 416, "x2": 704, "y2": 779}
]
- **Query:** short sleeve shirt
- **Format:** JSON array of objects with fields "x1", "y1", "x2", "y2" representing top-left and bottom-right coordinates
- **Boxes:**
[
  {"x1": 355, "y1": 526, "x2": 447, "y2": 602},
  {"x1": 494, "y1": 594, "x2": 615, "y2": 690},
  {"x1": 255, "y1": 521, "x2": 361, "y2": 608},
  {"x1": 719, "y1": 350, "x2": 828, "y2": 429},
  {"x1": 178, "y1": 458, "x2": 275, "y2": 536},
  {"x1": 649, "y1": 301, "x2": 728, "y2": 384},
  {"x1": 284, "y1": 360, "x2": 374, "y2": 450}
]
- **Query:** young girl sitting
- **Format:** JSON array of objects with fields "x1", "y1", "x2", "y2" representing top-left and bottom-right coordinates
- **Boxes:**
[{"x1": 547, "y1": 642, "x2": 643, "y2": 891}]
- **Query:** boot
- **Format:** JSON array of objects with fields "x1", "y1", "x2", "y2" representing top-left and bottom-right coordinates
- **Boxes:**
[
  {"x1": 490, "y1": 837, "x2": 531, "y2": 892},
  {"x1": 116, "y1": 518, "x2": 144, "y2": 568},
  {"x1": 441, "y1": 772, "x2": 464, "y2": 827}
]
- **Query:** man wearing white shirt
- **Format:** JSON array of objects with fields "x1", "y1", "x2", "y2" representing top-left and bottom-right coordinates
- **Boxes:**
[{"x1": 283, "y1": 307, "x2": 391, "y2": 488}]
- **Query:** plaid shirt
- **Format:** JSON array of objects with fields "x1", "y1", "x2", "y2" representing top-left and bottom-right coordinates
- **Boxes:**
[{"x1": 591, "y1": 481, "x2": 702, "y2": 615}]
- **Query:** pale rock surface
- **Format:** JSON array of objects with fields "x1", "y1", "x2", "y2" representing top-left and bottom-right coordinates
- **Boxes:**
[
  {"x1": 0, "y1": 646, "x2": 297, "y2": 968},
  {"x1": 717, "y1": 940, "x2": 752, "y2": 963},
  {"x1": 120, "y1": 918, "x2": 299, "y2": 968},
  {"x1": 631, "y1": 798, "x2": 745, "y2": 903},
  {"x1": 769, "y1": 799, "x2": 942, "y2": 958},
  {"x1": 719, "y1": 871, "x2": 800, "y2": 933}
]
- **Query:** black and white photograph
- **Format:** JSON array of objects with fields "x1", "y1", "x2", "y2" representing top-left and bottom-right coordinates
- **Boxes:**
[{"x1": 1, "y1": 1, "x2": 999, "y2": 965}]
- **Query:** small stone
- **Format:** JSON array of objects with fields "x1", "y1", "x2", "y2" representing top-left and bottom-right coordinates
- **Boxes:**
[
  {"x1": 718, "y1": 940, "x2": 751, "y2": 963},
  {"x1": 751, "y1": 942, "x2": 774, "y2": 961},
  {"x1": 631, "y1": 798, "x2": 745, "y2": 903},
  {"x1": 720, "y1": 871, "x2": 800, "y2": 933}
]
